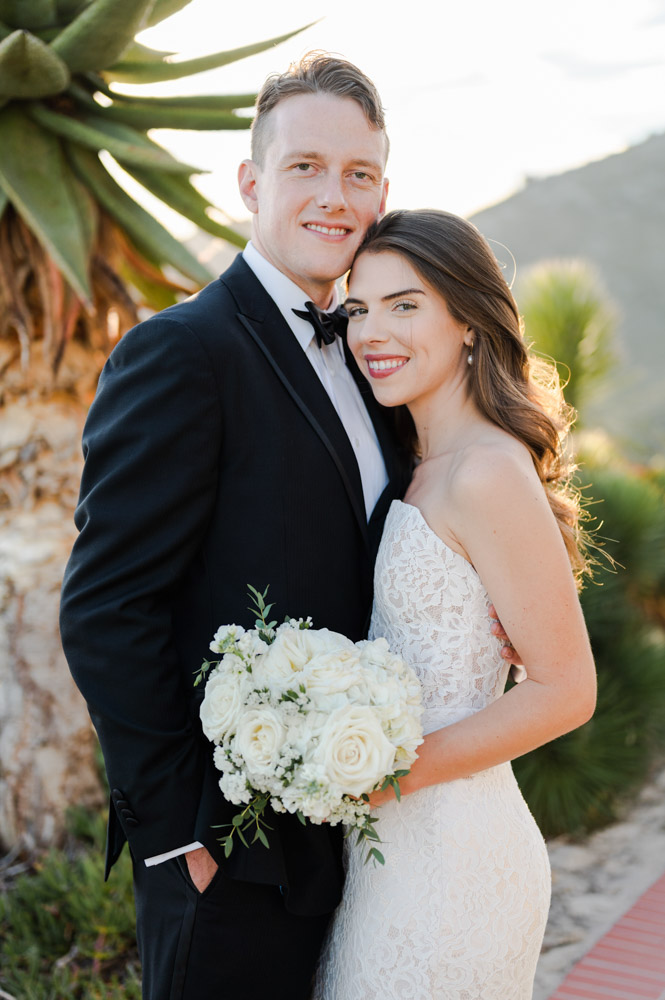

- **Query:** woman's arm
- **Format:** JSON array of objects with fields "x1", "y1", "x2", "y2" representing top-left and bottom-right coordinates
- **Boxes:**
[{"x1": 372, "y1": 445, "x2": 596, "y2": 804}]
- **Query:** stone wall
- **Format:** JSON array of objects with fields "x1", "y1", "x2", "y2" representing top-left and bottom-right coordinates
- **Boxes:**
[{"x1": 0, "y1": 395, "x2": 103, "y2": 850}]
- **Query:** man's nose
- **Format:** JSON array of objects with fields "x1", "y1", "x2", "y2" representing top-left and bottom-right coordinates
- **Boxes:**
[{"x1": 316, "y1": 173, "x2": 347, "y2": 211}]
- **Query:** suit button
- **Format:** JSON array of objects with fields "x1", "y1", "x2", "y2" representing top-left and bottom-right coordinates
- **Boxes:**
[
  {"x1": 124, "y1": 817, "x2": 139, "y2": 828},
  {"x1": 120, "y1": 808, "x2": 134, "y2": 819},
  {"x1": 115, "y1": 799, "x2": 129, "y2": 809}
]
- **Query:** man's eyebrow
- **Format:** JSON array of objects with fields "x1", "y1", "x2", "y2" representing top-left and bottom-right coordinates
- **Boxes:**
[{"x1": 279, "y1": 152, "x2": 383, "y2": 171}]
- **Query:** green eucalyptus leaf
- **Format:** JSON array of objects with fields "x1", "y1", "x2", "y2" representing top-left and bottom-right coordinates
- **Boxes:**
[
  {"x1": 29, "y1": 103, "x2": 203, "y2": 173},
  {"x1": 0, "y1": 29, "x2": 70, "y2": 97},
  {"x1": 0, "y1": 105, "x2": 90, "y2": 301},
  {"x1": 65, "y1": 141, "x2": 212, "y2": 286},
  {"x1": 105, "y1": 22, "x2": 316, "y2": 84},
  {"x1": 51, "y1": 0, "x2": 156, "y2": 72}
]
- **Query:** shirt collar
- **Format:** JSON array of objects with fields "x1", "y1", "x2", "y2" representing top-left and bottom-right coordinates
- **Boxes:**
[{"x1": 242, "y1": 241, "x2": 340, "y2": 352}]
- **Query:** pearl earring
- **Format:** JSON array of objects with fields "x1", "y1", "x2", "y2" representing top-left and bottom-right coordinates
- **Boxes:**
[{"x1": 467, "y1": 344, "x2": 474, "y2": 365}]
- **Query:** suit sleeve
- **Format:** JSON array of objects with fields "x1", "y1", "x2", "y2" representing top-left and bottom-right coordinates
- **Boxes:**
[{"x1": 60, "y1": 315, "x2": 222, "y2": 860}]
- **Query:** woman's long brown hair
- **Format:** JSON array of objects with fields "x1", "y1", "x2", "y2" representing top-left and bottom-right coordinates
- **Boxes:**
[{"x1": 353, "y1": 209, "x2": 588, "y2": 581}]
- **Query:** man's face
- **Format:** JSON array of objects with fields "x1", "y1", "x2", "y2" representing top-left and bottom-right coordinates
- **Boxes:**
[{"x1": 238, "y1": 92, "x2": 389, "y2": 306}]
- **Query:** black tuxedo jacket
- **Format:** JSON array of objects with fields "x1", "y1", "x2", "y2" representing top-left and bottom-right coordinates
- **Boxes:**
[{"x1": 60, "y1": 256, "x2": 409, "y2": 916}]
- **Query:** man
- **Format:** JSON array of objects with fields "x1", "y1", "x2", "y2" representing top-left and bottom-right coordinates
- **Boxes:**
[{"x1": 61, "y1": 54, "x2": 406, "y2": 1000}]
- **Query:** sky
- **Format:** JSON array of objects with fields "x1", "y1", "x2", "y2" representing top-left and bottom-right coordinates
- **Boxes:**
[{"x1": 114, "y1": 0, "x2": 665, "y2": 237}]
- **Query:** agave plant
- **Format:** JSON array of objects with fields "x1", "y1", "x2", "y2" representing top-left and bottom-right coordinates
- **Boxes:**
[
  {"x1": 518, "y1": 259, "x2": 618, "y2": 420},
  {"x1": 0, "y1": 0, "x2": 306, "y2": 372}
]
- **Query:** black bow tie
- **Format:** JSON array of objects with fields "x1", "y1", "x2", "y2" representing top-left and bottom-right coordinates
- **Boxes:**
[{"x1": 292, "y1": 301, "x2": 348, "y2": 348}]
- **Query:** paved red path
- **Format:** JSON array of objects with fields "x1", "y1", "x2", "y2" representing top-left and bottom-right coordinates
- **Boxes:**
[{"x1": 548, "y1": 871, "x2": 665, "y2": 1000}]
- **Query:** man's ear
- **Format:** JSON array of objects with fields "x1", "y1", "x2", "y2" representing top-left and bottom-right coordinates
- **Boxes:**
[
  {"x1": 238, "y1": 160, "x2": 260, "y2": 215},
  {"x1": 378, "y1": 177, "x2": 389, "y2": 219}
]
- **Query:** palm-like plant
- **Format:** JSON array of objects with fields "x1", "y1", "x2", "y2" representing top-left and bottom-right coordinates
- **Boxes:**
[
  {"x1": 0, "y1": 0, "x2": 306, "y2": 373},
  {"x1": 518, "y1": 259, "x2": 618, "y2": 419}
]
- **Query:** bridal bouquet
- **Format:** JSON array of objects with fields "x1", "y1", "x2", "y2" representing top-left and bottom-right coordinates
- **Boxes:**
[{"x1": 195, "y1": 586, "x2": 423, "y2": 864}]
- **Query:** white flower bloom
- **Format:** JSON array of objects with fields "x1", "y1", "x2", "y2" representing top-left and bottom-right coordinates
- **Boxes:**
[
  {"x1": 199, "y1": 667, "x2": 250, "y2": 742},
  {"x1": 251, "y1": 627, "x2": 313, "y2": 691},
  {"x1": 219, "y1": 770, "x2": 252, "y2": 805},
  {"x1": 234, "y1": 707, "x2": 287, "y2": 780},
  {"x1": 314, "y1": 704, "x2": 396, "y2": 798},
  {"x1": 302, "y1": 649, "x2": 368, "y2": 712},
  {"x1": 386, "y1": 710, "x2": 425, "y2": 766},
  {"x1": 209, "y1": 624, "x2": 245, "y2": 654}
]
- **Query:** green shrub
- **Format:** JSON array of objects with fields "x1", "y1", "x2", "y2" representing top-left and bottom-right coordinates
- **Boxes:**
[
  {"x1": 0, "y1": 808, "x2": 140, "y2": 999},
  {"x1": 514, "y1": 450, "x2": 665, "y2": 837}
]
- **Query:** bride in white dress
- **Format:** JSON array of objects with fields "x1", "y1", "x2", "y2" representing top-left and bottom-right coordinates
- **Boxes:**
[{"x1": 314, "y1": 210, "x2": 596, "y2": 1000}]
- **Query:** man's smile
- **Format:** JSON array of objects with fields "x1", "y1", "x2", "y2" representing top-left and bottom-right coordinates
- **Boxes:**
[{"x1": 303, "y1": 223, "x2": 352, "y2": 237}]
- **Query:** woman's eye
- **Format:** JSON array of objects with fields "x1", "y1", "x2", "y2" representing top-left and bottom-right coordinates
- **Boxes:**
[
  {"x1": 346, "y1": 305, "x2": 367, "y2": 318},
  {"x1": 394, "y1": 300, "x2": 416, "y2": 312}
]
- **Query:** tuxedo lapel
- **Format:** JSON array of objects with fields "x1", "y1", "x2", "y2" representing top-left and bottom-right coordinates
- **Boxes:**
[{"x1": 222, "y1": 258, "x2": 370, "y2": 550}]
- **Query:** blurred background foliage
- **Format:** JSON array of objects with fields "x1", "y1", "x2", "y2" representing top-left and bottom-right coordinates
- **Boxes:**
[{"x1": 513, "y1": 260, "x2": 665, "y2": 838}]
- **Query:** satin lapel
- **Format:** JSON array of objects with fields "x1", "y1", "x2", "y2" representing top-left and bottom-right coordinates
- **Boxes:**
[{"x1": 223, "y1": 259, "x2": 369, "y2": 550}]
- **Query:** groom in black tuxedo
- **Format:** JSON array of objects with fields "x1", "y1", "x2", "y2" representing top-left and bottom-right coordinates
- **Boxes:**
[{"x1": 60, "y1": 54, "x2": 408, "y2": 1000}]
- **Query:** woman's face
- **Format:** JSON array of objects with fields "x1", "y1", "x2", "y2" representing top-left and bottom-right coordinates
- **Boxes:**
[{"x1": 345, "y1": 250, "x2": 472, "y2": 410}]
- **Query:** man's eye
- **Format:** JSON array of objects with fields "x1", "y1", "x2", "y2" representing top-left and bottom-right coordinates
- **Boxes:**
[
  {"x1": 295, "y1": 163, "x2": 312, "y2": 171},
  {"x1": 353, "y1": 171, "x2": 370, "y2": 181}
]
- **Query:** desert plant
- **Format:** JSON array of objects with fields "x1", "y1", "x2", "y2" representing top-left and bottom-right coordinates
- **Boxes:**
[
  {"x1": 518, "y1": 259, "x2": 618, "y2": 419},
  {"x1": 0, "y1": 0, "x2": 306, "y2": 373}
]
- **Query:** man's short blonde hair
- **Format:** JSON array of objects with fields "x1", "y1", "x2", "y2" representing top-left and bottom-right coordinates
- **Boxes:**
[{"x1": 250, "y1": 51, "x2": 389, "y2": 165}]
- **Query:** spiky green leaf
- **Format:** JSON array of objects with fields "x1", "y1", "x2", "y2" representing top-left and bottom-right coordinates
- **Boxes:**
[
  {"x1": 51, "y1": 0, "x2": 157, "y2": 73},
  {"x1": 28, "y1": 103, "x2": 202, "y2": 173},
  {"x1": 56, "y1": 0, "x2": 93, "y2": 18},
  {"x1": 116, "y1": 40, "x2": 176, "y2": 63},
  {"x1": 0, "y1": 1, "x2": 58, "y2": 31},
  {"x1": 124, "y1": 165, "x2": 246, "y2": 248},
  {"x1": 145, "y1": 0, "x2": 194, "y2": 28},
  {"x1": 106, "y1": 23, "x2": 315, "y2": 84},
  {"x1": 0, "y1": 105, "x2": 91, "y2": 301},
  {"x1": 66, "y1": 142, "x2": 212, "y2": 286},
  {"x1": 83, "y1": 79, "x2": 256, "y2": 109},
  {"x1": 89, "y1": 99, "x2": 251, "y2": 131},
  {"x1": 0, "y1": 29, "x2": 70, "y2": 97}
]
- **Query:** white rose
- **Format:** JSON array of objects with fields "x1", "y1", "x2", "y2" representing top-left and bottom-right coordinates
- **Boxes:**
[
  {"x1": 199, "y1": 667, "x2": 249, "y2": 742},
  {"x1": 303, "y1": 649, "x2": 367, "y2": 711},
  {"x1": 251, "y1": 628, "x2": 313, "y2": 690},
  {"x1": 386, "y1": 711, "x2": 424, "y2": 766},
  {"x1": 315, "y1": 704, "x2": 396, "y2": 797},
  {"x1": 234, "y1": 707, "x2": 286, "y2": 779}
]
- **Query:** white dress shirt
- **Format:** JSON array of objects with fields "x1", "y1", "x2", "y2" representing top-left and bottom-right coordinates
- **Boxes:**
[{"x1": 145, "y1": 244, "x2": 389, "y2": 868}]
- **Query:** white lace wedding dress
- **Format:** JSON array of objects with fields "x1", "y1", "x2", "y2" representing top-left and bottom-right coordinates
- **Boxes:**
[{"x1": 313, "y1": 500, "x2": 551, "y2": 1000}]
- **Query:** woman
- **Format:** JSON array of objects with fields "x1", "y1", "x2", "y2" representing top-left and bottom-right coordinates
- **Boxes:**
[{"x1": 314, "y1": 210, "x2": 596, "y2": 999}]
